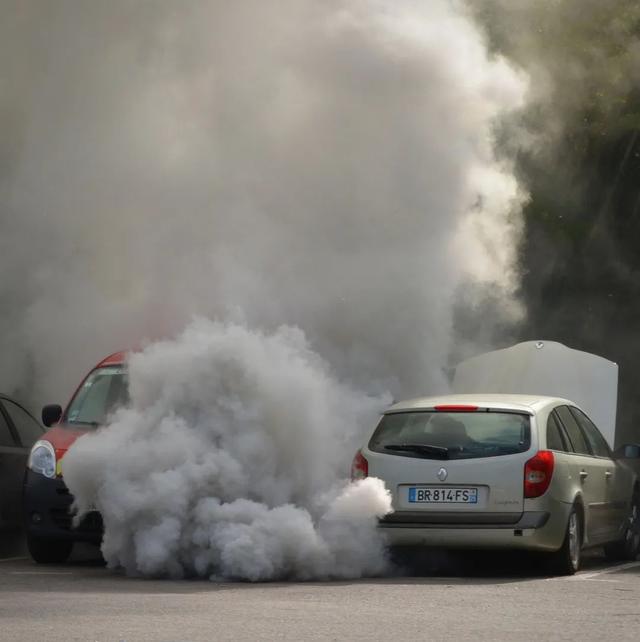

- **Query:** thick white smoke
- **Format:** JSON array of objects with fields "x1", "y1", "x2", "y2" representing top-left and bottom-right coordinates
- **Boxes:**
[
  {"x1": 63, "y1": 319, "x2": 392, "y2": 580},
  {"x1": 3, "y1": 1, "x2": 528, "y2": 579},
  {"x1": 1, "y1": 0, "x2": 526, "y2": 403}
]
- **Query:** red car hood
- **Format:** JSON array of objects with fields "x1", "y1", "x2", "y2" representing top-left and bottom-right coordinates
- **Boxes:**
[{"x1": 41, "y1": 424, "x2": 91, "y2": 477}]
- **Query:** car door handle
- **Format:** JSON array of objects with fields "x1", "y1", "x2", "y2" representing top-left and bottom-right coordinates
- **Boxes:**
[
  {"x1": 605, "y1": 471, "x2": 613, "y2": 479},
  {"x1": 579, "y1": 470, "x2": 589, "y2": 481}
]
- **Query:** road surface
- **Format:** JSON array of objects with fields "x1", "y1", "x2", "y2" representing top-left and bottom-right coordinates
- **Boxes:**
[{"x1": 1, "y1": 545, "x2": 639, "y2": 641}]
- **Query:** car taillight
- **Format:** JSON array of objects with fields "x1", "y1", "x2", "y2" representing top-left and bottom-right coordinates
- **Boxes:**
[
  {"x1": 524, "y1": 450, "x2": 554, "y2": 498},
  {"x1": 351, "y1": 450, "x2": 368, "y2": 481}
]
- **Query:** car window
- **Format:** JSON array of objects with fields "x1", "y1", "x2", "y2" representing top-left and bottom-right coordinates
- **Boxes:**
[
  {"x1": 369, "y1": 411, "x2": 531, "y2": 460},
  {"x1": 555, "y1": 406, "x2": 591, "y2": 455},
  {"x1": 0, "y1": 406, "x2": 18, "y2": 447},
  {"x1": 569, "y1": 407, "x2": 611, "y2": 458},
  {"x1": 65, "y1": 366, "x2": 129, "y2": 427},
  {"x1": 3, "y1": 400, "x2": 43, "y2": 448},
  {"x1": 546, "y1": 412, "x2": 568, "y2": 451}
]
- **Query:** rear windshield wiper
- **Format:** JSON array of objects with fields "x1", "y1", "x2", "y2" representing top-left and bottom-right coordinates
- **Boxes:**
[{"x1": 383, "y1": 443, "x2": 450, "y2": 459}]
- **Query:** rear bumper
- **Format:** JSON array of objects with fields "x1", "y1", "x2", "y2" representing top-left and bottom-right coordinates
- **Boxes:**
[
  {"x1": 23, "y1": 470, "x2": 103, "y2": 544},
  {"x1": 379, "y1": 505, "x2": 571, "y2": 552}
]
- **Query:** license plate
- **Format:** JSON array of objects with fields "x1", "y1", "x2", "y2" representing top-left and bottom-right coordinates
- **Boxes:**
[{"x1": 408, "y1": 487, "x2": 478, "y2": 504}]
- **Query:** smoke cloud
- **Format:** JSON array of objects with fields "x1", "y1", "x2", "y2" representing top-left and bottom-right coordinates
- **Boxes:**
[
  {"x1": 468, "y1": 1, "x2": 640, "y2": 444},
  {"x1": 63, "y1": 319, "x2": 392, "y2": 580},
  {"x1": 1, "y1": 0, "x2": 526, "y2": 403},
  {"x1": 469, "y1": 0, "x2": 640, "y2": 148},
  {"x1": 3, "y1": 1, "x2": 528, "y2": 579}
]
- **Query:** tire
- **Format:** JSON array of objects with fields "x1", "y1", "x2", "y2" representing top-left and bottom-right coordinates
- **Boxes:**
[
  {"x1": 604, "y1": 493, "x2": 640, "y2": 562},
  {"x1": 27, "y1": 535, "x2": 73, "y2": 564},
  {"x1": 548, "y1": 506, "x2": 581, "y2": 576}
]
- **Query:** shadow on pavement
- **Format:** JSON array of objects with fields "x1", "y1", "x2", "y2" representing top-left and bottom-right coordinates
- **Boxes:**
[
  {"x1": 1, "y1": 541, "x2": 636, "y2": 594},
  {"x1": 0, "y1": 528, "x2": 26, "y2": 558},
  {"x1": 384, "y1": 547, "x2": 640, "y2": 585},
  {"x1": 67, "y1": 542, "x2": 107, "y2": 565},
  {"x1": 390, "y1": 547, "x2": 546, "y2": 580}
]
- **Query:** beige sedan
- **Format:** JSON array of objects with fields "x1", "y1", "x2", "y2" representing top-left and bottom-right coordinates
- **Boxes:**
[{"x1": 352, "y1": 393, "x2": 640, "y2": 574}]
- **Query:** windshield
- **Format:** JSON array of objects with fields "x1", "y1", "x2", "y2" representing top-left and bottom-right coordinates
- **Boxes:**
[
  {"x1": 369, "y1": 410, "x2": 531, "y2": 460},
  {"x1": 65, "y1": 366, "x2": 129, "y2": 428}
]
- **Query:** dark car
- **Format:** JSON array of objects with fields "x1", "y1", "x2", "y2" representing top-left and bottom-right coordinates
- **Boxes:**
[
  {"x1": 23, "y1": 351, "x2": 128, "y2": 563},
  {"x1": 0, "y1": 395, "x2": 44, "y2": 535}
]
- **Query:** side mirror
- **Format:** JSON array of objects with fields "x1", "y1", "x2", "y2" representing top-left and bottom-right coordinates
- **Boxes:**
[
  {"x1": 615, "y1": 444, "x2": 640, "y2": 459},
  {"x1": 42, "y1": 404, "x2": 62, "y2": 427}
]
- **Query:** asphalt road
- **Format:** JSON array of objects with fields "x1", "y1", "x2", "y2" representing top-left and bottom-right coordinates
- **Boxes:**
[{"x1": 1, "y1": 544, "x2": 639, "y2": 642}]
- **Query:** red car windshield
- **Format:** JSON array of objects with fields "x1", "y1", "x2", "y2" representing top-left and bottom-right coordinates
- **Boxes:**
[{"x1": 65, "y1": 366, "x2": 129, "y2": 427}]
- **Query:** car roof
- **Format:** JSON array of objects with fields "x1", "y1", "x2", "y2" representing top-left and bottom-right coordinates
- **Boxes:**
[
  {"x1": 385, "y1": 393, "x2": 574, "y2": 415},
  {"x1": 0, "y1": 392, "x2": 31, "y2": 405},
  {"x1": 0, "y1": 394, "x2": 42, "y2": 421},
  {"x1": 96, "y1": 351, "x2": 128, "y2": 367}
]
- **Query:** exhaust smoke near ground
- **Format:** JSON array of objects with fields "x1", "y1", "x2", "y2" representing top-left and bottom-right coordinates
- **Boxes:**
[
  {"x1": 63, "y1": 320, "x2": 392, "y2": 580},
  {"x1": 2, "y1": 1, "x2": 528, "y2": 579}
]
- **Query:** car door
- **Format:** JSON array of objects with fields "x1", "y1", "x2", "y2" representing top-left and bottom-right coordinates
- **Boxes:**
[
  {"x1": 554, "y1": 406, "x2": 610, "y2": 545},
  {"x1": 0, "y1": 401, "x2": 28, "y2": 532},
  {"x1": 569, "y1": 406, "x2": 629, "y2": 538}
]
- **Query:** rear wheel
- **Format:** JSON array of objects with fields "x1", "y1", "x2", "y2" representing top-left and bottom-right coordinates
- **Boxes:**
[
  {"x1": 548, "y1": 506, "x2": 581, "y2": 575},
  {"x1": 27, "y1": 535, "x2": 73, "y2": 564},
  {"x1": 604, "y1": 493, "x2": 640, "y2": 562}
]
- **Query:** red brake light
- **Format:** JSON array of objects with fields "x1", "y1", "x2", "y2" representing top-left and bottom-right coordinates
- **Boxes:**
[
  {"x1": 351, "y1": 450, "x2": 368, "y2": 481},
  {"x1": 434, "y1": 405, "x2": 479, "y2": 412},
  {"x1": 524, "y1": 450, "x2": 554, "y2": 498}
]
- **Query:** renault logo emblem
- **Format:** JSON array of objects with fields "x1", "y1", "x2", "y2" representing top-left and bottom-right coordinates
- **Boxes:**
[{"x1": 437, "y1": 467, "x2": 448, "y2": 482}]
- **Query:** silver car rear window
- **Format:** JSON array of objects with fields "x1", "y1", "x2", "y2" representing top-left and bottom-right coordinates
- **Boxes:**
[{"x1": 369, "y1": 411, "x2": 531, "y2": 460}]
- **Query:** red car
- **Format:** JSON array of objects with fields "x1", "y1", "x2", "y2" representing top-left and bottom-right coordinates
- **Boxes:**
[{"x1": 23, "y1": 351, "x2": 128, "y2": 563}]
